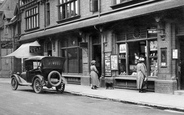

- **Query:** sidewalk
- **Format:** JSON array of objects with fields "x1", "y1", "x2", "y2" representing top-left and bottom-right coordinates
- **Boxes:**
[
  {"x1": 65, "y1": 85, "x2": 184, "y2": 112},
  {"x1": 1, "y1": 78, "x2": 184, "y2": 112}
]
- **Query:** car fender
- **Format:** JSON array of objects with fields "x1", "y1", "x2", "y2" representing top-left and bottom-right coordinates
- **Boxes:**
[
  {"x1": 61, "y1": 76, "x2": 67, "y2": 84},
  {"x1": 32, "y1": 75, "x2": 44, "y2": 85}
]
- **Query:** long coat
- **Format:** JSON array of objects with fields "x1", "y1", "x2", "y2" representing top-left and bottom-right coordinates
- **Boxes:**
[
  {"x1": 90, "y1": 65, "x2": 100, "y2": 87},
  {"x1": 136, "y1": 62, "x2": 147, "y2": 89}
]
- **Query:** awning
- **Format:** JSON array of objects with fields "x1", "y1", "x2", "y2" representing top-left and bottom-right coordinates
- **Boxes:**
[
  {"x1": 4, "y1": 41, "x2": 41, "y2": 58},
  {"x1": 20, "y1": 0, "x2": 184, "y2": 42}
]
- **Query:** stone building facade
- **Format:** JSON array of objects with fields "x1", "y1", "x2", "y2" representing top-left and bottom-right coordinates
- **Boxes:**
[{"x1": 5, "y1": 0, "x2": 184, "y2": 94}]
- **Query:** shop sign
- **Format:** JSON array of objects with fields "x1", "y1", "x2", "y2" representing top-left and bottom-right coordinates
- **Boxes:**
[
  {"x1": 1, "y1": 41, "x2": 13, "y2": 49},
  {"x1": 119, "y1": 44, "x2": 126, "y2": 53},
  {"x1": 30, "y1": 46, "x2": 42, "y2": 53}
]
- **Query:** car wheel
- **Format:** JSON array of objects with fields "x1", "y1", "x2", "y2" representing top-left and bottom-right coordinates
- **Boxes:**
[
  {"x1": 33, "y1": 78, "x2": 43, "y2": 94},
  {"x1": 56, "y1": 83, "x2": 65, "y2": 93},
  {"x1": 11, "y1": 77, "x2": 18, "y2": 90}
]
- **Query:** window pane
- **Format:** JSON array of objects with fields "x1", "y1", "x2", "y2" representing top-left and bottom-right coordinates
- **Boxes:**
[
  {"x1": 118, "y1": 44, "x2": 126, "y2": 75},
  {"x1": 60, "y1": 37, "x2": 82, "y2": 73},
  {"x1": 25, "y1": 7, "x2": 39, "y2": 30},
  {"x1": 75, "y1": 0, "x2": 78, "y2": 15},
  {"x1": 61, "y1": 49, "x2": 67, "y2": 73},
  {"x1": 68, "y1": 48, "x2": 78, "y2": 73}
]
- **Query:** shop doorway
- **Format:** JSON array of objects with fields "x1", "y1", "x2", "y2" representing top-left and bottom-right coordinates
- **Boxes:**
[
  {"x1": 179, "y1": 38, "x2": 184, "y2": 89},
  {"x1": 91, "y1": 34, "x2": 101, "y2": 78}
]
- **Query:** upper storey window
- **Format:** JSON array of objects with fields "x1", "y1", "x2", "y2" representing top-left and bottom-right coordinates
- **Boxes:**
[
  {"x1": 90, "y1": 0, "x2": 98, "y2": 13},
  {"x1": 19, "y1": 0, "x2": 35, "y2": 6},
  {"x1": 111, "y1": 0, "x2": 156, "y2": 9},
  {"x1": 25, "y1": 7, "x2": 39, "y2": 31},
  {"x1": 58, "y1": 0, "x2": 79, "y2": 22}
]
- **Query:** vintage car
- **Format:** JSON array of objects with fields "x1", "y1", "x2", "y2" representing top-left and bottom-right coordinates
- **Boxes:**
[{"x1": 10, "y1": 56, "x2": 66, "y2": 94}]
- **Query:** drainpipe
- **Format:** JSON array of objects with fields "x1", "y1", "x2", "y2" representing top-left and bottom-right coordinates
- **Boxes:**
[
  {"x1": 100, "y1": 28, "x2": 104, "y2": 86},
  {"x1": 98, "y1": 0, "x2": 101, "y2": 18}
]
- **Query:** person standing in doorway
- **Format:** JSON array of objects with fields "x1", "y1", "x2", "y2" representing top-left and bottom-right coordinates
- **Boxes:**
[
  {"x1": 90, "y1": 60, "x2": 100, "y2": 89},
  {"x1": 136, "y1": 57, "x2": 148, "y2": 93}
]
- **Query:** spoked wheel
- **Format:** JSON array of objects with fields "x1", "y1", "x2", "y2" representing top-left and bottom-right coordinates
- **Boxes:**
[
  {"x1": 56, "y1": 83, "x2": 65, "y2": 93},
  {"x1": 33, "y1": 78, "x2": 43, "y2": 94},
  {"x1": 11, "y1": 77, "x2": 18, "y2": 90}
]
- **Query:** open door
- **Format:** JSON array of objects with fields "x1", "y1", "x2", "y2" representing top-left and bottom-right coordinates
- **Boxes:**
[
  {"x1": 179, "y1": 38, "x2": 184, "y2": 89},
  {"x1": 91, "y1": 34, "x2": 101, "y2": 79}
]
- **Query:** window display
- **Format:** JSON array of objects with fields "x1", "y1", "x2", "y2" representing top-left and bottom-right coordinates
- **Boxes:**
[
  {"x1": 149, "y1": 40, "x2": 158, "y2": 76},
  {"x1": 118, "y1": 40, "x2": 158, "y2": 76}
]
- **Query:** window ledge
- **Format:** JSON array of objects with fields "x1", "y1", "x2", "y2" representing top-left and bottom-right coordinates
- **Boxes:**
[
  {"x1": 25, "y1": 27, "x2": 40, "y2": 32},
  {"x1": 114, "y1": 75, "x2": 157, "y2": 81},
  {"x1": 110, "y1": 0, "x2": 157, "y2": 9},
  {"x1": 57, "y1": 15, "x2": 80, "y2": 24}
]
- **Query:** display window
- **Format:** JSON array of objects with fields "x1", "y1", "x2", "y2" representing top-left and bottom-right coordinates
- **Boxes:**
[
  {"x1": 60, "y1": 36, "x2": 82, "y2": 73},
  {"x1": 118, "y1": 39, "x2": 158, "y2": 77}
]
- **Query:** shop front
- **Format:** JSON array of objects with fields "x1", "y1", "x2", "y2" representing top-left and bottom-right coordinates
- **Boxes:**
[
  {"x1": 101, "y1": 10, "x2": 180, "y2": 94},
  {"x1": 105, "y1": 17, "x2": 158, "y2": 91}
]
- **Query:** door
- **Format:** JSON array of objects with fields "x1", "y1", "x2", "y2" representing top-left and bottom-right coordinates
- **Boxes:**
[
  {"x1": 91, "y1": 34, "x2": 101, "y2": 78},
  {"x1": 179, "y1": 38, "x2": 184, "y2": 89}
]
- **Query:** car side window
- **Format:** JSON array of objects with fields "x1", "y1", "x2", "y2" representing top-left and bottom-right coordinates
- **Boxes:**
[{"x1": 33, "y1": 61, "x2": 41, "y2": 70}]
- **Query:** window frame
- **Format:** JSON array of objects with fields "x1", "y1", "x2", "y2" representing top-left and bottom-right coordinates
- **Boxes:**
[
  {"x1": 111, "y1": 0, "x2": 156, "y2": 9},
  {"x1": 116, "y1": 26, "x2": 158, "y2": 77},
  {"x1": 25, "y1": 5, "x2": 39, "y2": 31},
  {"x1": 44, "y1": 0, "x2": 50, "y2": 27},
  {"x1": 60, "y1": 37, "x2": 82, "y2": 74},
  {"x1": 57, "y1": 0, "x2": 80, "y2": 23},
  {"x1": 89, "y1": 0, "x2": 98, "y2": 13}
]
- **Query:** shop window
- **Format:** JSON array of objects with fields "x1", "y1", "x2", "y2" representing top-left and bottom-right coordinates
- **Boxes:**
[
  {"x1": 90, "y1": 0, "x2": 98, "y2": 12},
  {"x1": 25, "y1": 6, "x2": 39, "y2": 31},
  {"x1": 118, "y1": 40, "x2": 158, "y2": 76},
  {"x1": 60, "y1": 37, "x2": 82, "y2": 73},
  {"x1": 119, "y1": 44, "x2": 126, "y2": 75},
  {"x1": 149, "y1": 40, "x2": 158, "y2": 76},
  {"x1": 58, "y1": 0, "x2": 79, "y2": 21}
]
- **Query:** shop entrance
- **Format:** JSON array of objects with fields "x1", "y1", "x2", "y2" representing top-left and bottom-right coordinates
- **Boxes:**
[
  {"x1": 91, "y1": 34, "x2": 101, "y2": 78},
  {"x1": 179, "y1": 38, "x2": 184, "y2": 89}
]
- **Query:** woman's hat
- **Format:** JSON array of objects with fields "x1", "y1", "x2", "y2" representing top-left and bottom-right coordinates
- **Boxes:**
[
  {"x1": 91, "y1": 60, "x2": 96, "y2": 64},
  {"x1": 139, "y1": 57, "x2": 145, "y2": 61}
]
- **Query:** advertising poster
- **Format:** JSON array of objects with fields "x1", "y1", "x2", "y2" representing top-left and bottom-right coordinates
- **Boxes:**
[{"x1": 111, "y1": 55, "x2": 118, "y2": 70}]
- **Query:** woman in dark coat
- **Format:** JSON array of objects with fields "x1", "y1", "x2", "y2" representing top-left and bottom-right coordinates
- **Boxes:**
[
  {"x1": 137, "y1": 57, "x2": 147, "y2": 92},
  {"x1": 90, "y1": 60, "x2": 100, "y2": 89}
]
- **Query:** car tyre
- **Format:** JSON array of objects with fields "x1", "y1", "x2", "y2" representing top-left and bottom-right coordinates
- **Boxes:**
[
  {"x1": 56, "y1": 83, "x2": 65, "y2": 93},
  {"x1": 33, "y1": 78, "x2": 43, "y2": 94},
  {"x1": 48, "y1": 71, "x2": 62, "y2": 87},
  {"x1": 11, "y1": 77, "x2": 18, "y2": 90}
]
